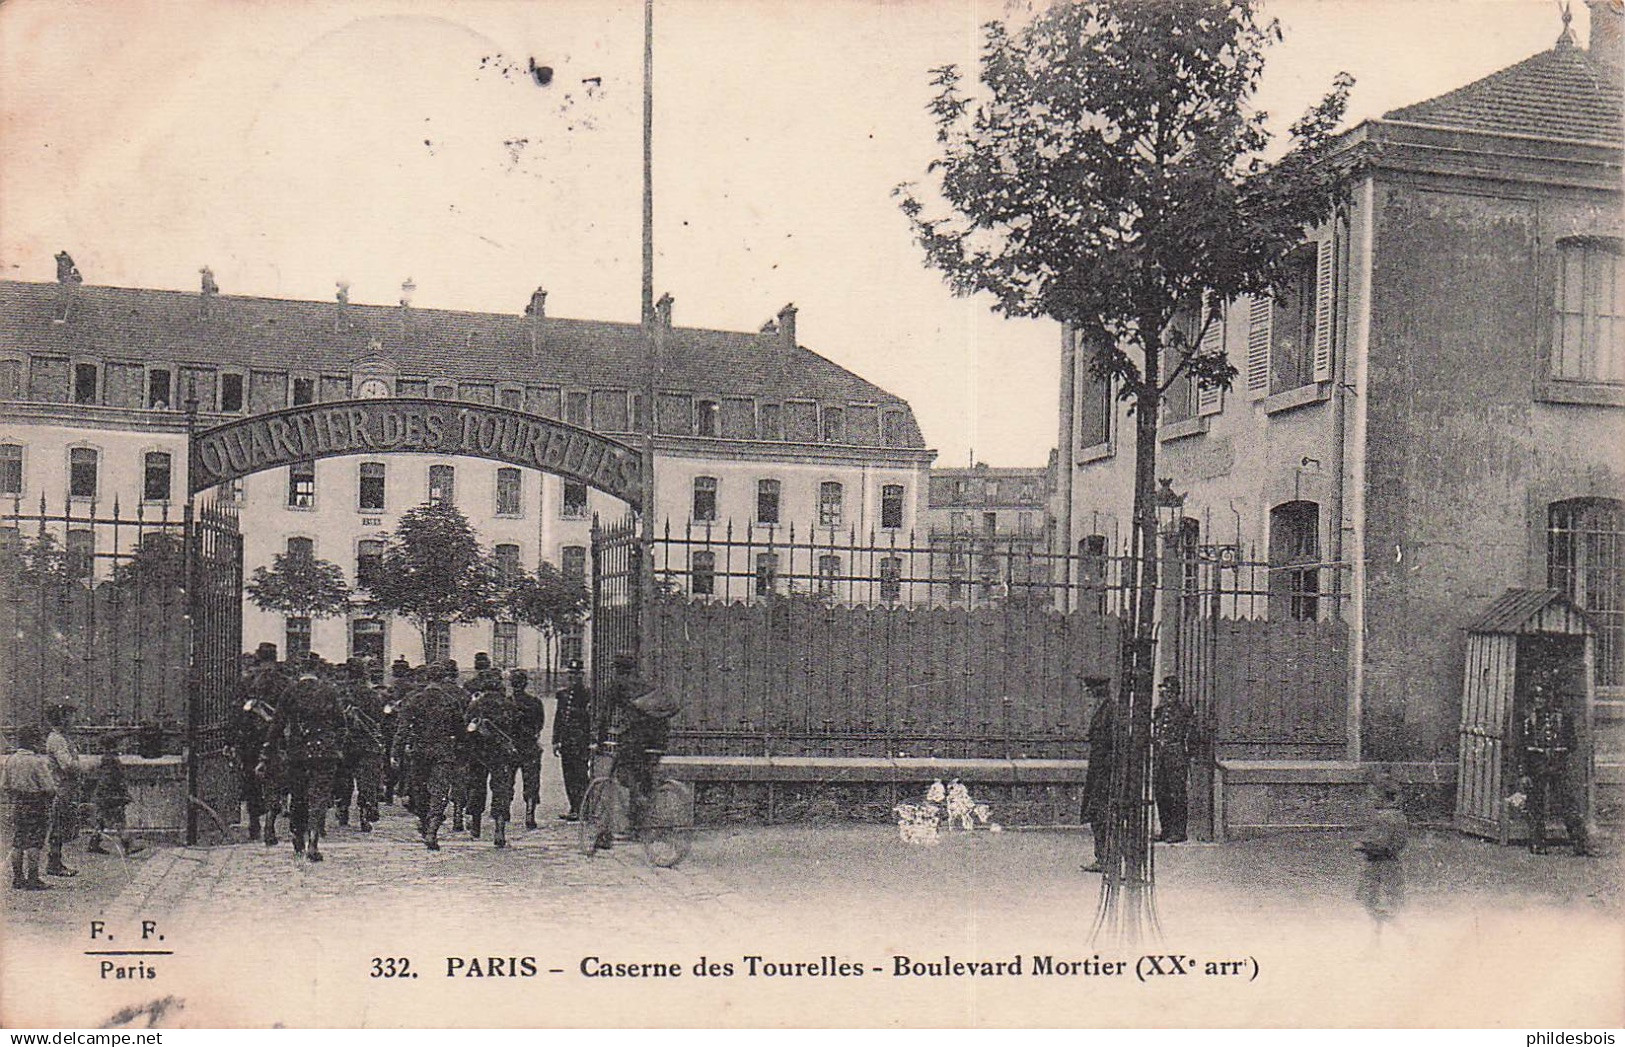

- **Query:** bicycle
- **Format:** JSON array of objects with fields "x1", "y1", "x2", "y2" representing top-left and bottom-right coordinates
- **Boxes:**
[{"x1": 577, "y1": 741, "x2": 693, "y2": 868}]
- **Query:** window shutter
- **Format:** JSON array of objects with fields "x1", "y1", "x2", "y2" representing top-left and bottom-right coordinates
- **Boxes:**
[
  {"x1": 1246, "y1": 293, "x2": 1272, "y2": 399},
  {"x1": 1312, "y1": 236, "x2": 1335, "y2": 383},
  {"x1": 1198, "y1": 307, "x2": 1225, "y2": 417}
]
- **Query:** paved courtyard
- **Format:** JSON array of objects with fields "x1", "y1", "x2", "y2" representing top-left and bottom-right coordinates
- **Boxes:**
[{"x1": 5, "y1": 800, "x2": 1621, "y2": 1028}]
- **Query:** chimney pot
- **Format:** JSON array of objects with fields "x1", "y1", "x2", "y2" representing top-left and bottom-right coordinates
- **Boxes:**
[
  {"x1": 400, "y1": 278, "x2": 416, "y2": 308},
  {"x1": 655, "y1": 292, "x2": 674, "y2": 329},
  {"x1": 526, "y1": 286, "x2": 547, "y2": 318},
  {"x1": 199, "y1": 266, "x2": 218, "y2": 296},
  {"x1": 759, "y1": 319, "x2": 779, "y2": 336},
  {"x1": 776, "y1": 302, "x2": 798, "y2": 351},
  {"x1": 54, "y1": 250, "x2": 82, "y2": 286}
]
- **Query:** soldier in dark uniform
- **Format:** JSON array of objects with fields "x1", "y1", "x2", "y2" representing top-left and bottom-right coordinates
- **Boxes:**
[
  {"x1": 1151, "y1": 675, "x2": 1197, "y2": 845},
  {"x1": 334, "y1": 658, "x2": 386, "y2": 832},
  {"x1": 231, "y1": 642, "x2": 285, "y2": 844},
  {"x1": 459, "y1": 659, "x2": 504, "y2": 839},
  {"x1": 509, "y1": 669, "x2": 546, "y2": 829},
  {"x1": 551, "y1": 660, "x2": 592, "y2": 822},
  {"x1": 401, "y1": 661, "x2": 468, "y2": 850},
  {"x1": 1521, "y1": 682, "x2": 1590, "y2": 856},
  {"x1": 465, "y1": 676, "x2": 521, "y2": 847},
  {"x1": 381, "y1": 658, "x2": 413, "y2": 804},
  {"x1": 259, "y1": 662, "x2": 347, "y2": 862},
  {"x1": 1079, "y1": 680, "x2": 1115, "y2": 874}
]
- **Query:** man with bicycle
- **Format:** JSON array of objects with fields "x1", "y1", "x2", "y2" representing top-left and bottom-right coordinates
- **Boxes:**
[{"x1": 593, "y1": 652, "x2": 677, "y2": 850}]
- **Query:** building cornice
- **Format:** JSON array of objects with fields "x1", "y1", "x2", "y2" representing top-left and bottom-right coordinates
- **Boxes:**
[{"x1": 1329, "y1": 119, "x2": 1623, "y2": 193}]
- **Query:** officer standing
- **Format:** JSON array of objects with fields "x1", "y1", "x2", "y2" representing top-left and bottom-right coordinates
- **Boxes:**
[
  {"x1": 401, "y1": 661, "x2": 468, "y2": 850},
  {"x1": 1151, "y1": 676, "x2": 1197, "y2": 845},
  {"x1": 259, "y1": 659, "x2": 347, "y2": 862},
  {"x1": 1521, "y1": 681, "x2": 1590, "y2": 856},
  {"x1": 509, "y1": 669, "x2": 546, "y2": 829},
  {"x1": 334, "y1": 658, "x2": 386, "y2": 832},
  {"x1": 1079, "y1": 681, "x2": 1115, "y2": 874},
  {"x1": 551, "y1": 660, "x2": 592, "y2": 822},
  {"x1": 231, "y1": 643, "x2": 285, "y2": 844}
]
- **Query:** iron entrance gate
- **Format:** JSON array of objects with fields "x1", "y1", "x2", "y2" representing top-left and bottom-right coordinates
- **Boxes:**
[
  {"x1": 184, "y1": 499, "x2": 243, "y2": 844},
  {"x1": 590, "y1": 512, "x2": 643, "y2": 724}
]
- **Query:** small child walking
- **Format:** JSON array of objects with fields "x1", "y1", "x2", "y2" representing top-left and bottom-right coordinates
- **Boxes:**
[{"x1": 87, "y1": 736, "x2": 143, "y2": 856}]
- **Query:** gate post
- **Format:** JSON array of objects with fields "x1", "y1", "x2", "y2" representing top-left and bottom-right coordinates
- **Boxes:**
[{"x1": 182, "y1": 395, "x2": 201, "y2": 846}]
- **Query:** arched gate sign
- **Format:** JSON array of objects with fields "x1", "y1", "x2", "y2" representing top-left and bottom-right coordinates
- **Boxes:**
[{"x1": 188, "y1": 398, "x2": 645, "y2": 511}]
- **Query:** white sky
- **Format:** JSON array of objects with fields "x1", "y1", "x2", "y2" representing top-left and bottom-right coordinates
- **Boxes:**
[{"x1": 0, "y1": 0, "x2": 1588, "y2": 468}]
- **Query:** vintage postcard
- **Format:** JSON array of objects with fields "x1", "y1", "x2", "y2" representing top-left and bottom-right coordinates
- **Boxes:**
[{"x1": 1, "y1": 0, "x2": 1621, "y2": 1030}]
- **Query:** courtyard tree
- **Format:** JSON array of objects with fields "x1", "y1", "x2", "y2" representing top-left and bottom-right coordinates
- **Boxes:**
[
  {"x1": 896, "y1": 0, "x2": 1351, "y2": 938},
  {"x1": 367, "y1": 502, "x2": 498, "y2": 661},
  {"x1": 245, "y1": 545, "x2": 354, "y2": 653},
  {"x1": 506, "y1": 560, "x2": 590, "y2": 666}
]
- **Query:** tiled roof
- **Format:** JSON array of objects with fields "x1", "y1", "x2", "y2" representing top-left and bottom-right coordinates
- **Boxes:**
[
  {"x1": 1382, "y1": 39, "x2": 1623, "y2": 145},
  {"x1": 0, "y1": 280, "x2": 924, "y2": 447}
]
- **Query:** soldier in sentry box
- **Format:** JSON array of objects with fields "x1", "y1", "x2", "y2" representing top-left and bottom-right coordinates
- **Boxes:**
[{"x1": 1520, "y1": 680, "x2": 1591, "y2": 857}]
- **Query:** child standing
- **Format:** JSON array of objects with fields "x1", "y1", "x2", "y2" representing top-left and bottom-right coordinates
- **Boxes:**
[{"x1": 3, "y1": 726, "x2": 60, "y2": 890}]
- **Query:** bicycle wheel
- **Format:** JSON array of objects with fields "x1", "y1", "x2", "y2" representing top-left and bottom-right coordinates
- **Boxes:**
[
  {"x1": 578, "y1": 779, "x2": 612, "y2": 856},
  {"x1": 640, "y1": 780, "x2": 694, "y2": 868}
]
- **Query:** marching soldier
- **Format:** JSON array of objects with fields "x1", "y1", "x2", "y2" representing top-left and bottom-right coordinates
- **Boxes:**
[
  {"x1": 465, "y1": 675, "x2": 522, "y2": 847},
  {"x1": 259, "y1": 659, "x2": 347, "y2": 862},
  {"x1": 1521, "y1": 682, "x2": 1590, "y2": 856},
  {"x1": 400, "y1": 661, "x2": 467, "y2": 850},
  {"x1": 231, "y1": 642, "x2": 286, "y2": 844},
  {"x1": 509, "y1": 669, "x2": 546, "y2": 829},
  {"x1": 381, "y1": 658, "x2": 414, "y2": 804},
  {"x1": 334, "y1": 658, "x2": 385, "y2": 832},
  {"x1": 551, "y1": 660, "x2": 592, "y2": 822}
]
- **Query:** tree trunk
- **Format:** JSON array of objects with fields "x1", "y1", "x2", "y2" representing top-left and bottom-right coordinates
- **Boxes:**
[{"x1": 1096, "y1": 351, "x2": 1163, "y2": 944}]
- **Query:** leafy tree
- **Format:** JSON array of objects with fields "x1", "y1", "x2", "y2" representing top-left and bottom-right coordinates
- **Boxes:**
[
  {"x1": 366, "y1": 502, "x2": 498, "y2": 655},
  {"x1": 112, "y1": 533, "x2": 188, "y2": 590},
  {"x1": 897, "y1": 0, "x2": 1350, "y2": 938},
  {"x1": 245, "y1": 549, "x2": 353, "y2": 621},
  {"x1": 506, "y1": 560, "x2": 590, "y2": 645}
]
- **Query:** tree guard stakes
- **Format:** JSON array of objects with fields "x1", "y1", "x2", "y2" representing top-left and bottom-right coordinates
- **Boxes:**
[{"x1": 187, "y1": 398, "x2": 647, "y2": 511}]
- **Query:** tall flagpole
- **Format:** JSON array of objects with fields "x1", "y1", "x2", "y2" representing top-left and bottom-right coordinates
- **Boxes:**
[{"x1": 638, "y1": 0, "x2": 657, "y2": 672}]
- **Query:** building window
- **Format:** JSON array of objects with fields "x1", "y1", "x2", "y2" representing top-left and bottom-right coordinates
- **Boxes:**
[
  {"x1": 756, "y1": 479, "x2": 781, "y2": 525},
  {"x1": 499, "y1": 387, "x2": 523, "y2": 411},
  {"x1": 216, "y1": 478, "x2": 243, "y2": 503},
  {"x1": 1077, "y1": 368, "x2": 1113, "y2": 448},
  {"x1": 818, "y1": 481, "x2": 844, "y2": 528},
  {"x1": 494, "y1": 543, "x2": 522, "y2": 586},
  {"x1": 1549, "y1": 497, "x2": 1623, "y2": 688},
  {"x1": 561, "y1": 545, "x2": 586, "y2": 580},
  {"x1": 142, "y1": 451, "x2": 172, "y2": 503},
  {"x1": 356, "y1": 538, "x2": 384, "y2": 588},
  {"x1": 432, "y1": 383, "x2": 455, "y2": 400},
  {"x1": 755, "y1": 552, "x2": 778, "y2": 596},
  {"x1": 73, "y1": 362, "x2": 98, "y2": 405},
  {"x1": 68, "y1": 447, "x2": 98, "y2": 499},
  {"x1": 882, "y1": 410, "x2": 909, "y2": 447},
  {"x1": 66, "y1": 529, "x2": 93, "y2": 578},
  {"x1": 286, "y1": 617, "x2": 312, "y2": 664},
  {"x1": 352, "y1": 618, "x2": 385, "y2": 663},
  {"x1": 0, "y1": 444, "x2": 21, "y2": 495},
  {"x1": 693, "y1": 476, "x2": 718, "y2": 522},
  {"x1": 220, "y1": 372, "x2": 245, "y2": 413},
  {"x1": 147, "y1": 368, "x2": 172, "y2": 409},
  {"x1": 879, "y1": 556, "x2": 903, "y2": 604},
  {"x1": 291, "y1": 376, "x2": 315, "y2": 406},
  {"x1": 425, "y1": 621, "x2": 451, "y2": 664},
  {"x1": 566, "y1": 391, "x2": 590, "y2": 427},
  {"x1": 1269, "y1": 500, "x2": 1320, "y2": 621},
  {"x1": 287, "y1": 461, "x2": 315, "y2": 508},
  {"x1": 428, "y1": 464, "x2": 455, "y2": 506},
  {"x1": 697, "y1": 400, "x2": 719, "y2": 437},
  {"x1": 760, "y1": 404, "x2": 783, "y2": 441},
  {"x1": 492, "y1": 621, "x2": 520, "y2": 668},
  {"x1": 822, "y1": 407, "x2": 844, "y2": 443},
  {"x1": 359, "y1": 462, "x2": 386, "y2": 511},
  {"x1": 286, "y1": 536, "x2": 314, "y2": 561},
  {"x1": 495, "y1": 467, "x2": 522, "y2": 516},
  {"x1": 691, "y1": 550, "x2": 716, "y2": 596},
  {"x1": 881, "y1": 484, "x2": 905, "y2": 530},
  {"x1": 1079, "y1": 534, "x2": 1109, "y2": 614},
  {"x1": 1270, "y1": 245, "x2": 1319, "y2": 394},
  {"x1": 561, "y1": 481, "x2": 589, "y2": 520},
  {"x1": 559, "y1": 625, "x2": 584, "y2": 667},
  {"x1": 1554, "y1": 239, "x2": 1623, "y2": 385},
  {"x1": 817, "y1": 554, "x2": 841, "y2": 596}
]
